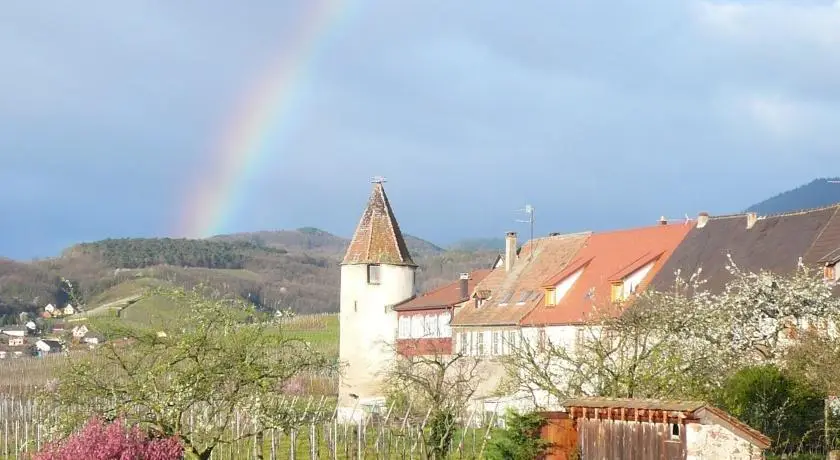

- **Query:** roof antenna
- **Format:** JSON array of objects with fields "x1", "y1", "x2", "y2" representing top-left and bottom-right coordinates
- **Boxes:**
[
  {"x1": 371, "y1": 176, "x2": 387, "y2": 184},
  {"x1": 516, "y1": 204, "x2": 535, "y2": 261}
]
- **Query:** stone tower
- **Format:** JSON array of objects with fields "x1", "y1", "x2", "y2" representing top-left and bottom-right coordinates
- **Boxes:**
[{"x1": 337, "y1": 180, "x2": 416, "y2": 421}]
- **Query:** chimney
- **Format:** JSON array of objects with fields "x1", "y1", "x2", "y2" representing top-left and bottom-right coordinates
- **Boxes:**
[
  {"x1": 659, "y1": 216, "x2": 668, "y2": 226},
  {"x1": 697, "y1": 212, "x2": 709, "y2": 229},
  {"x1": 746, "y1": 212, "x2": 758, "y2": 229},
  {"x1": 505, "y1": 232, "x2": 517, "y2": 272},
  {"x1": 459, "y1": 273, "x2": 470, "y2": 300}
]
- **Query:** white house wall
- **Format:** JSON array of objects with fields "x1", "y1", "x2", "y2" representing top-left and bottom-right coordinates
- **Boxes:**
[
  {"x1": 686, "y1": 422, "x2": 763, "y2": 460},
  {"x1": 552, "y1": 267, "x2": 585, "y2": 304}
]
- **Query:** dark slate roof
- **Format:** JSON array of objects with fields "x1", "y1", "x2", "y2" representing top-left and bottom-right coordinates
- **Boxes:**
[
  {"x1": 805, "y1": 206, "x2": 840, "y2": 265},
  {"x1": 342, "y1": 182, "x2": 416, "y2": 267},
  {"x1": 649, "y1": 205, "x2": 840, "y2": 294}
]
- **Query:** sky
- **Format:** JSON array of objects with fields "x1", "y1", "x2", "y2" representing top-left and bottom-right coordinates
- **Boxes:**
[{"x1": 2, "y1": 0, "x2": 840, "y2": 259}]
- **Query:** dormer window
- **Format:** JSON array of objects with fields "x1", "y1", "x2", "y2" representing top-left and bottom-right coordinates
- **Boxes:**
[
  {"x1": 610, "y1": 281, "x2": 624, "y2": 302},
  {"x1": 544, "y1": 288, "x2": 556, "y2": 307},
  {"x1": 826, "y1": 264, "x2": 837, "y2": 282},
  {"x1": 367, "y1": 264, "x2": 381, "y2": 285}
]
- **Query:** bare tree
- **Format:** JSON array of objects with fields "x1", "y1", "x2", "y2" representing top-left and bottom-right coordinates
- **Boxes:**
[
  {"x1": 501, "y1": 271, "x2": 730, "y2": 406},
  {"x1": 385, "y1": 341, "x2": 485, "y2": 459}
]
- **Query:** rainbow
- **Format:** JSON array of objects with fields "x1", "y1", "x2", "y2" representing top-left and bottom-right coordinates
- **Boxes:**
[{"x1": 176, "y1": 0, "x2": 358, "y2": 239}]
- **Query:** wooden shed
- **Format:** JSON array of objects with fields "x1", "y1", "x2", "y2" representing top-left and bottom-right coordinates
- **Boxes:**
[{"x1": 539, "y1": 397, "x2": 770, "y2": 460}]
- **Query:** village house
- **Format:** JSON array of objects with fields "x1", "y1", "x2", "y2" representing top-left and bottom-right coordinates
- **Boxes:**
[
  {"x1": 44, "y1": 303, "x2": 56, "y2": 315},
  {"x1": 539, "y1": 398, "x2": 770, "y2": 460},
  {"x1": 83, "y1": 332, "x2": 105, "y2": 345},
  {"x1": 35, "y1": 339, "x2": 62, "y2": 355},
  {"x1": 7, "y1": 336, "x2": 25, "y2": 347},
  {"x1": 1, "y1": 326, "x2": 27, "y2": 338},
  {"x1": 63, "y1": 304, "x2": 76, "y2": 316},
  {"x1": 650, "y1": 206, "x2": 840, "y2": 295},
  {"x1": 522, "y1": 220, "x2": 692, "y2": 351},
  {"x1": 393, "y1": 269, "x2": 491, "y2": 357},
  {"x1": 72, "y1": 324, "x2": 89, "y2": 339},
  {"x1": 452, "y1": 231, "x2": 591, "y2": 360},
  {"x1": 337, "y1": 180, "x2": 418, "y2": 421}
]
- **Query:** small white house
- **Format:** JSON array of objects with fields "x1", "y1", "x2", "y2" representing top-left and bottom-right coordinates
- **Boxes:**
[
  {"x1": 8, "y1": 337, "x2": 24, "y2": 347},
  {"x1": 2, "y1": 326, "x2": 27, "y2": 338},
  {"x1": 83, "y1": 332, "x2": 104, "y2": 345},
  {"x1": 63, "y1": 304, "x2": 76, "y2": 315},
  {"x1": 72, "y1": 324, "x2": 89, "y2": 339},
  {"x1": 44, "y1": 304, "x2": 56, "y2": 314},
  {"x1": 35, "y1": 339, "x2": 62, "y2": 354},
  {"x1": 25, "y1": 321, "x2": 37, "y2": 331}
]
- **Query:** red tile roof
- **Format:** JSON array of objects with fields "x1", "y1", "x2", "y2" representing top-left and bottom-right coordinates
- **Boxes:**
[
  {"x1": 522, "y1": 223, "x2": 692, "y2": 326},
  {"x1": 393, "y1": 269, "x2": 492, "y2": 312},
  {"x1": 342, "y1": 182, "x2": 416, "y2": 266}
]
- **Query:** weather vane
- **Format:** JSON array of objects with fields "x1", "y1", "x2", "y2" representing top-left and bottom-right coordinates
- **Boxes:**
[{"x1": 371, "y1": 176, "x2": 387, "y2": 184}]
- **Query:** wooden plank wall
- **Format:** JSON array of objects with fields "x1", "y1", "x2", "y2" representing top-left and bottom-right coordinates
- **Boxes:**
[
  {"x1": 541, "y1": 417, "x2": 578, "y2": 460},
  {"x1": 577, "y1": 419, "x2": 687, "y2": 460}
]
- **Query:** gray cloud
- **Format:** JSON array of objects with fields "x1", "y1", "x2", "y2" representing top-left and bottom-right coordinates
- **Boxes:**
[{"x1": 1, "y1": 0, "x2": 839, "y2": 258}]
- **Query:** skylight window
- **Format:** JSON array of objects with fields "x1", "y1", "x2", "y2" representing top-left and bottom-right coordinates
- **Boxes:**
[
  {"x1": 516, "y1": 291, "x2": 531, "y2": 304},
  {"x1": 497, "y1": 292, "x2": 513, "y2": 306}
]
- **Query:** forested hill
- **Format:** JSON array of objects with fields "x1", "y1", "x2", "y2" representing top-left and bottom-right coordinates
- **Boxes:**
[
  {"x1": 746, "y1": 178, "x2": 840, "y2": 215},
  {"x1": 0, "y1": 228, "x2": 496, "y2": 322}
]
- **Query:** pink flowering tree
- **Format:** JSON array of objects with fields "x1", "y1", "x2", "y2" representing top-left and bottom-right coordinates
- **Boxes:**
[{"x1": 34, "y1": 417, "x2": 182, "y2": 460}]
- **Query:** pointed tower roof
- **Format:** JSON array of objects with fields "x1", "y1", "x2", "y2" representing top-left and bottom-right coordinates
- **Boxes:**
[{"x1": 342, "y1": 181, "x2": 416, "y2": 267}]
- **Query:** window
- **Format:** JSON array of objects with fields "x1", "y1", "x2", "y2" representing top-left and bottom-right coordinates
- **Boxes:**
[
  {"x1": 545, "y1": 288, "x2": 556, "y2": 307},
  {"x1": 439, "y1": 312, "x2": 451, "y2": 337},
  {"x1": 423, "y1": 315, "x2": 436, "y2": 337},
  {"x1": 575, "y1": 328, "x2": 585, "y2": 352},
  {"x1": 671, "y1": 424, "x2": 680, "y2": 440},
  {"x1": 367, "y1": 264, "x2": 381, "y2": 284},
  {"x1": 498, "y1": 292, "x2": 513, "y2": 306},
  {"x1": 538, "y1": 329, "x2": 547, "y2": 352},
  {"x1": 476, "y1": 332, "x2": 485, "y2": 356},
  {"x1": 516, "y1": 291, "x2": 531, "y2": 305},
  {"x1": 411, "y1": 315, "x2": 423, "y2": 338},
  {"x1": 610, "y1": 282, "x2": 623, "y2": 302},
  {"x1": 492, "y1": 331, "x2": 501, "y2": 355},
  {"x1": 398, "y1": 316, "x2": 410, "y2": 338},
  {"x1": 459, "y1": 332, "x2": 468, "y2": 354},
  {"x1": 507, "y1": 330, "x2": 517, "y2": 353},
  {"x1": 826, "y1": 264, "x2": 837, "y2": 282}
]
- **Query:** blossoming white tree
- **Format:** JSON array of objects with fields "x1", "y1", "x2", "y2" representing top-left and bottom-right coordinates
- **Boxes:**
[{"x1": 502, "y1": 258, "x2": 840, "y2": 405}]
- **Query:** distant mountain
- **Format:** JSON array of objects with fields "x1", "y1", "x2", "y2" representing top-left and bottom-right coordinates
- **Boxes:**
[
  {"x1": 0, "y1": 228, "x2": 494, "y2": 320},
  {"x1": 746, "y1": 178, "x2": 840, "y2": 215}
]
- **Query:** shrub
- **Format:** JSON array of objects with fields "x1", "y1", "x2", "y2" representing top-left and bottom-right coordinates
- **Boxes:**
[
  {"x1": 34, "y1": 417, "x2": 183, "y2": 460},
  {"x1": 486, "y1": 409, "x2": 549, "y2": 460},
  {"x1": 716, "y1": 364, "x2": 825, "y2": 454}
]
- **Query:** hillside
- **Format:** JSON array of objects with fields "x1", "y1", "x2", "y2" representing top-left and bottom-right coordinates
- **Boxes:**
[
  {"x1": 0, "y1": 228, "x2": 496, "y2": 320},
  {"x1": 746, "y1": 178, "x2": 840, "y2": 215}
]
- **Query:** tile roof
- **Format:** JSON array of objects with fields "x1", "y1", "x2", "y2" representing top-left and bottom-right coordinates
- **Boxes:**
[
  {"x1": 805, "y1": 205, "x2": 840, "y2": 266},
  {"x1": 342, "y1": 182, "x2": 416, "y2": 267},
  {"x1": 649, "y1": 205, "x2": 840, "y2": 294},
  {"x1": 392, "y1": 269, "x2": 492, "y2": 312},
  {"x1": 522, "y1": 223, "x2": 692, "y2": 326},
  {"x1": 451, "y1": 233, "x2": 591, "y2": 327}
]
